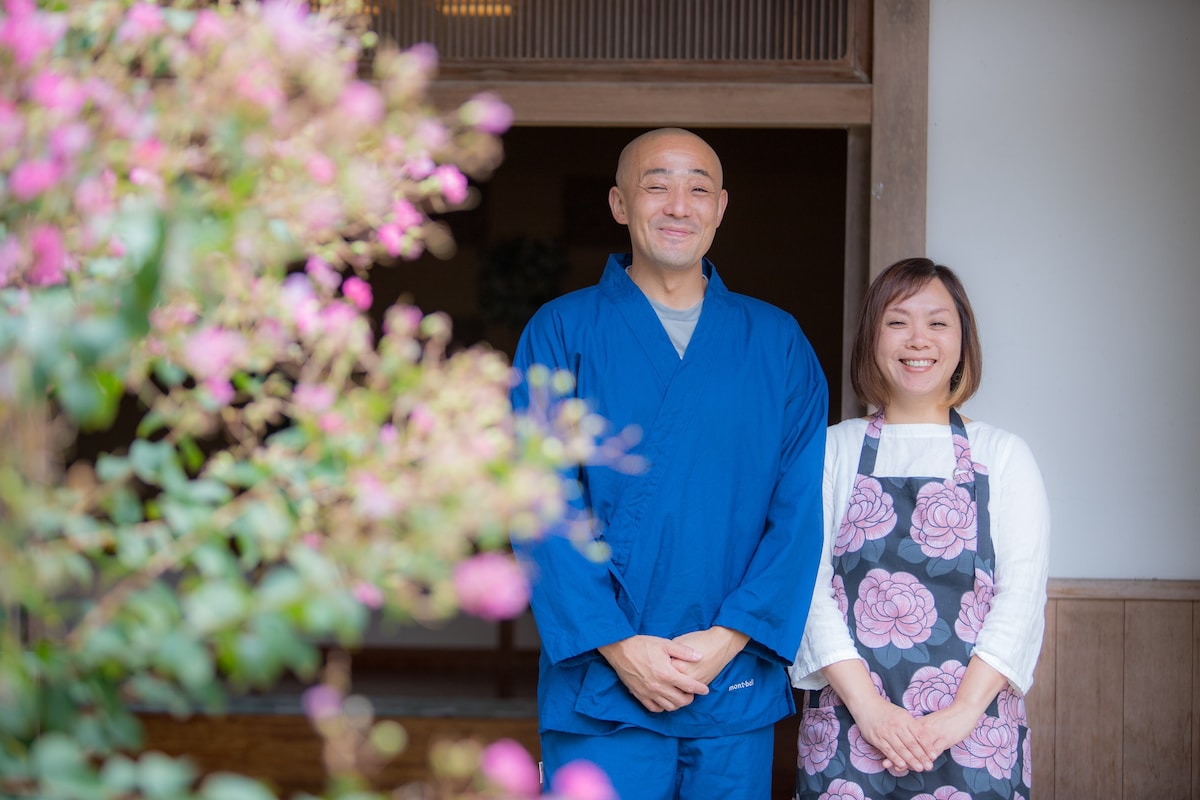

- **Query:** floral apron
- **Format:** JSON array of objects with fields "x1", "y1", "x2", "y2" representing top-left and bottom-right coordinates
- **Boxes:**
[{"x1": 796, "y1": 410, "x2": 1032, "y2": 800}]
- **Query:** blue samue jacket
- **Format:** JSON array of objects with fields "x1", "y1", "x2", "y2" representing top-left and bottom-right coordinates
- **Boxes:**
[{"x1": 511, "y1": 254, "x2": 827, "y2": 737}]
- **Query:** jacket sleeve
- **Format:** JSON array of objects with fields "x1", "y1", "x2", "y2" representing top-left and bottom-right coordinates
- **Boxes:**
[
  {"x1": 509, "y1": 307, "x2": 637, "y2": 667},
  {"x1": 713, "y1": 327, "x2": 828, "y2": 664}
]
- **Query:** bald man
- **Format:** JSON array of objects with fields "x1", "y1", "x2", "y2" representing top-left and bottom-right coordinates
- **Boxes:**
[{"x1": 512, "y1": 128, "x2": 827, "y2": 798}]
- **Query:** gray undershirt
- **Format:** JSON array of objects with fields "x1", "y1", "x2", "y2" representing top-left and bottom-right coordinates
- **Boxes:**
[{"x1": 646, "y1": 295, "x2": 703, "y2": 358}]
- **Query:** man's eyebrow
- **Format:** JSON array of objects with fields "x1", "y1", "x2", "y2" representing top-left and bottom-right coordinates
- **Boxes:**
[{"x1": 641, "y1": 167, "x2": 714, "y2": 179}]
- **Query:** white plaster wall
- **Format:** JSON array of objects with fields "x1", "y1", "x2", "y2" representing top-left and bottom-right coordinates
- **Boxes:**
[{"x1": 927, "y1": 0, "x2": 1200, "y2": 578}]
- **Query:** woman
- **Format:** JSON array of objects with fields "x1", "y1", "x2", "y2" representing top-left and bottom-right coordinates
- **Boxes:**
[{"x1": 791, "y1": 258, "x2": 1050, "y2": 800}]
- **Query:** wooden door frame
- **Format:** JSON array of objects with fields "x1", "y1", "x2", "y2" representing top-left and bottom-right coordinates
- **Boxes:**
[{"x1": 430, "y1": 0, "x2": 928, "y2": 419}]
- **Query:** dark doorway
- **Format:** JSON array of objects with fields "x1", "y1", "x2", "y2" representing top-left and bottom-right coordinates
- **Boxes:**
[{"x1": 373, "y1": 126, "x2": 848, "y2": 416}]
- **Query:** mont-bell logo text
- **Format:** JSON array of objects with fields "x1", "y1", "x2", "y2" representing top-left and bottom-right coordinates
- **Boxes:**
[{"x1": 727, "y1": 678, "x2": 754, "y2": 692}]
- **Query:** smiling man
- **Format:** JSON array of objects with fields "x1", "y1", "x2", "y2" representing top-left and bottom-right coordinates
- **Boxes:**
[{"x1": 511, "y1": 128, "x2": 828, "y2": 799}]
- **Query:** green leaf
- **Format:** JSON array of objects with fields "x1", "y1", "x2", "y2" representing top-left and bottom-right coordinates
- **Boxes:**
[
  {"x1": 184, "y1": 581, "x2": 248, "y2": 634},
  {"x1": 104, "y1": 486, "x2": 145, "y2": 526},
  {"x1": 31, "y1": 732, "x2": 86, "y2": 776},
  {"x1": 95, "y1": 453, "x2": 133, "y2": 483},
  {"x1": 56, "y1": 368, "x2": 124, "y2": 432},
  {"x1": 99, "y1": 754, "x2": 138, "y2": 794},
  {"x1": 136, "y1": 750, "x2": 196, "y2": 797},
  {"x1": 200, "y1": 773, "x2": 278, "y2": 800}
]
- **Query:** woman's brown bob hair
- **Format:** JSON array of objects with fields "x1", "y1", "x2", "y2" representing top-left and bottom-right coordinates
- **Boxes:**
[{"x1": 850, "y1": 257, "x2": 983, "y2": 411}]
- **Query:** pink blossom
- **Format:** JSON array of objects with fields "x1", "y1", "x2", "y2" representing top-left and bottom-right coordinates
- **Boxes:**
[
  {"x1": 401, "y1": 153, "x2": 437, "y2": 181},
  {"x1": 952, "y1": 434, "x2": 974, "y2": 482},
  {"x1": 320, "y1": 303, "x2": 359, "y2": 339},
  {"x1": 74, "y1": 170, "x2": 117, "y2": 216},
  {"x1": 301, "y1": 683, "x2": 341, "y2": 722},
  {"x1": 183, "y1": 326, "x2": 246, "y2": 379},
  {"x1": 413, "y1": 118, "x2": 448, "y2": 151},
  {"x1": 866, "y1": 412, "x2": 884, "y2": 438},
  {"x1": 378, "y1": 222, "x2": 422, "y2": 259},
  {"x1": 997, "y1": 685, "x2": 1026, "y2": 728},
  {"x1": 9, "y1": 159, "x2": 61, "y2": 201},
  {"x1": 353, "y1": 582, "x2": 384, "y2": 609},
  {"x1": 391, "y1": 198, "x2": 424, "y2": 231},
  {"x1": 403, "y1": 42, "x2": 440, "y2": 75},
  {"x1": 954, "y1": 569, "x2": 993, "y2": 643},
  {"x1": 911, "y1": 479, "x2": 977, "y2": 559},
  {"x1": 854, "y1": 569, "x2": 938, "y2": 649},
  {"x1": 480, "y1": 738, "x2": 540, "y2": 797},
  {"x1": 49, "y1": 123, "x2": 92, "y2": 163},
  {"x1": 117, "y1": 2, "x2": 166, "y2": 43},
  {"x1": 460, "y1": 92, "x2": 513, "y2": 134},
  {"x1": 432, "y1": 164, "x2": 469, "y2": 204},
  {"x1": 28, "y1": 224, "x2": 68, "y2": 286},
  {"x1": 380, "y1": 423, "x2": 398, "y2": 446},
  {"x1": 452, "y1": 552, "x2": 530, "y2": 621},
  {"x1": 306, "y1": 153, "x2": 336, "y2": 185},
  {"x1": 352, "y1": 472, "x2": 398, "y2": 520},
  {"x1": 299, "y1": 194, "x2": 342, "y2": 232},
  {"x1": 848, "y1": 724, "x2": 908, "y2": 777},
  {"x1": 951, "y1": 715, "x2": 1019, "y2": 780},
  {"x1": 305, "y1": 256, "x2": 340, "y2": 292},
  {"x1": 318, "y1": 412, "x2": 345, "y2": 434},
  {"x1": 293, "y1": 383, "x2": 336, "y2": 414},
  {"x1": 188, "y1": 9, "x2": 228, "y2": 50},
  {"x1": 203, "y1": 377, "x2": 235, "y2": 406},
  {"x1": 833, "y1": 475, "x2": 896, "y2": 556},
  {"x1": 236, "y1": 61, "x2": 286, "y2": 112},
  {"x1": 902, "y1": 660, "x2": 966, "y2": 716},
  {"x1": 0, "y1": 100, "x2": 24, "y2": 151},
  {"x1": 301, "y1": 532, "x2": 322, "y2": 549},
  {"x1": 409, "y1": 404, "x2": 436, "y2": 435},
  {"x1": 818, "y1": 777, "x2": 871, "y2": 800},
  {"x1": 913, "y1": 789, "x2": 973, "y2": 800},
  {"x1": 132, "y1": 137, "x2": 165, "y2": 169},
  {"x1": 130, "y1": 167, "x2": 163, "y2": 193},
  {"x1": 28, "y1": 71, "x2": 87, "y2": 117},
  {"x1": 798, "y1": 707, "x2": 840, "y2": 774},
  {"x1": 338, "y1": 81, "x2": 384, "y2": 126},
  {"x1": 825, "y1": 575, "x2": 847, "y2": 627},
  {"x1": 263, "y1": 0, "x2": 320, "y2": 57},
  {"x1": 0, "y1": 1, "x2": 66, "y2": 67},
  {"x1": 342, "y1": 276, "x2": 372, "y2": 311},
  {"x1": 550, "y1": 759, "x2": 616, "y2": 800}
]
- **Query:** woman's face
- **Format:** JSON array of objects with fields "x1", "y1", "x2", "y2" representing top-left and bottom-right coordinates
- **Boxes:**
[{"x1": 874, "y1": 278, "x2": 962, "y2": 415}]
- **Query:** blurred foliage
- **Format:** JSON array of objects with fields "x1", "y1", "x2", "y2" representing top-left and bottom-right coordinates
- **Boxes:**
[{"x1": 0, "y1": 1, "x2": 619, "y2": 798}]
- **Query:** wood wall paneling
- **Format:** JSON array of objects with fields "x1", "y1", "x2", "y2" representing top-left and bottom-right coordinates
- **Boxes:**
[
  {"x1": 1027, "y1": 597, "x2": 1058, "y2": 800},
  {"x1": 1054, "y1": 599, "x2": 1125, "y2": 800},
  {"x1": 1123, "y1": 601, "x2": 1193, "y2": 799}
]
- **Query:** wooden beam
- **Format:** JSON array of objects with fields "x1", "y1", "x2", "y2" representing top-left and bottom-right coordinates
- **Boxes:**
[
  {"x1": 868, "y1": 0, "x2": 929, "y2": 276},
  {"x1": 430, "y1": 82, "x2": 872, "y2": 128}
]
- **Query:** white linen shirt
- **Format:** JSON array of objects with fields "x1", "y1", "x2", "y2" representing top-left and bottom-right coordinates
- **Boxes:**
[{"x1": 789, "y1": 417, "x2": 1051, "y2": 695}]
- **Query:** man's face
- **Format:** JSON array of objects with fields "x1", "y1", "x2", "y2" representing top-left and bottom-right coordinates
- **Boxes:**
[{"x1": 608, "y1": 132, "x2": 728, "y2": 275}]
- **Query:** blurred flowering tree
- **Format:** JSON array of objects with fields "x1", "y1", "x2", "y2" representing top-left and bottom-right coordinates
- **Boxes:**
[{"x1": 0, "y1": 1, "x2": 622, "y2": 798}]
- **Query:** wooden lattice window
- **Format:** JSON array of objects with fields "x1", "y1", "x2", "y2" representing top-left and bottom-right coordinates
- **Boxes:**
[{"x1": 354, "y1": 0, "x2": 869, "y2": 82}]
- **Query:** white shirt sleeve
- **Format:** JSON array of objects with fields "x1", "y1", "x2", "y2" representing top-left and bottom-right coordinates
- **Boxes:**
[{"x1": 970, "y1": 427, "x2": 1051, "y2": 695}]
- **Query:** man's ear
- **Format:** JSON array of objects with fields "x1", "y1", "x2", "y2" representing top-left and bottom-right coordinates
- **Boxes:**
[{"x1": 608, "y1": 185, "x2": 628, "y2": 225}]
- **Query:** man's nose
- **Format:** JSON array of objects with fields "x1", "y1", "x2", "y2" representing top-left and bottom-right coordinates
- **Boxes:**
[{"x1": 663, "y1": 188, "x2": 690, "y2": 216}]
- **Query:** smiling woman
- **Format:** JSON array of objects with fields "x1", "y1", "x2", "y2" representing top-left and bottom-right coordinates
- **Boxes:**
[{"x1": 790, "y1": 257, "x2": 1050, "y2": 800}]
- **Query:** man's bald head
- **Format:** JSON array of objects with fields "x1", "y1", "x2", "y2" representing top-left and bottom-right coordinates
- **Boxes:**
[{"x1": 614, "y1": 128, "x2": 724, "y2": 191}]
